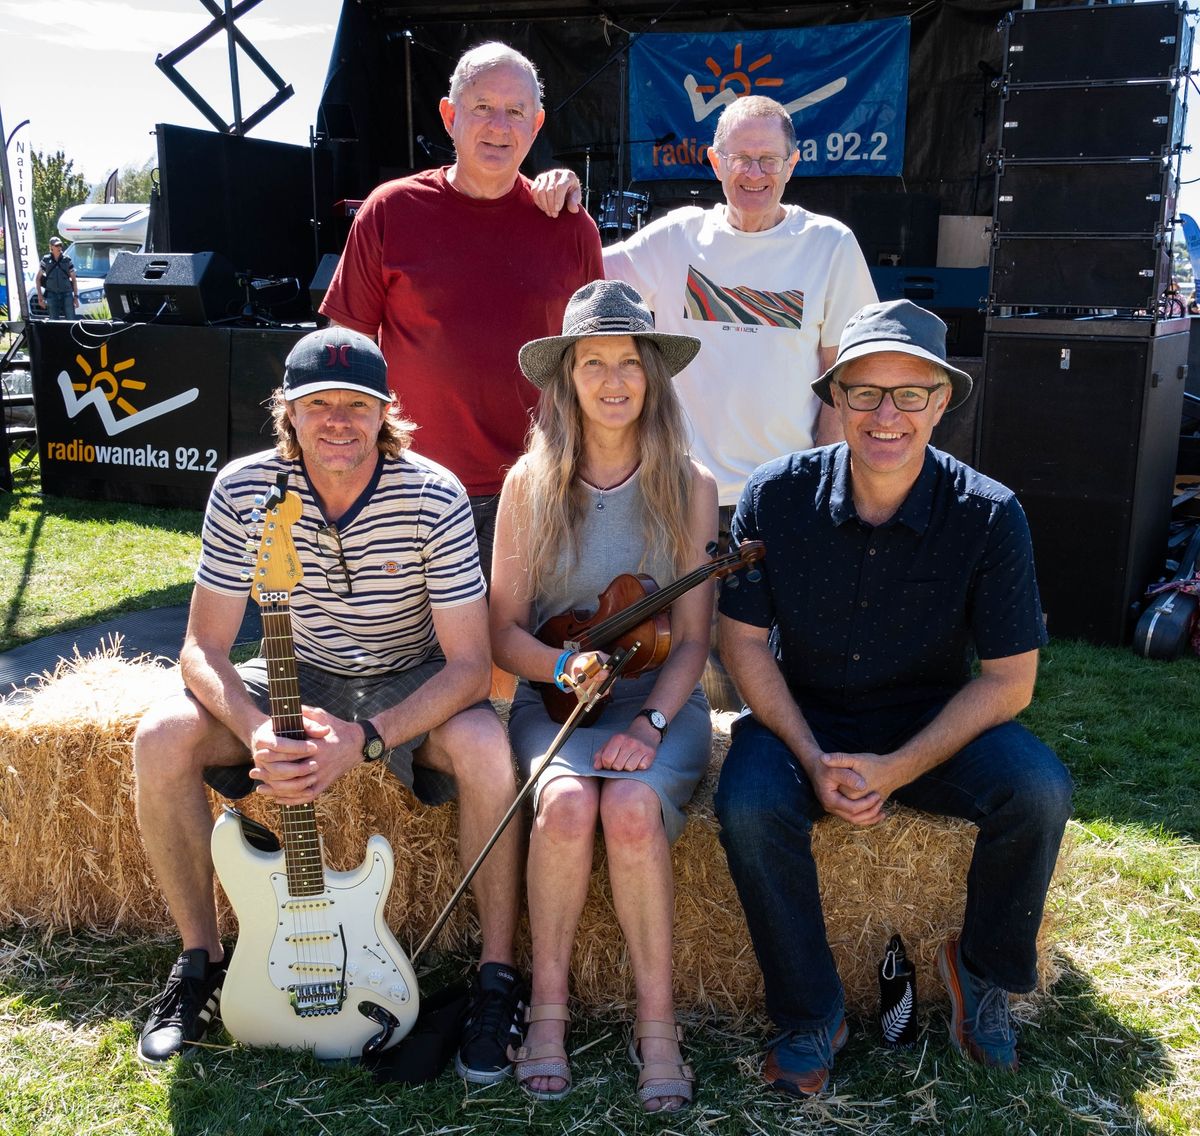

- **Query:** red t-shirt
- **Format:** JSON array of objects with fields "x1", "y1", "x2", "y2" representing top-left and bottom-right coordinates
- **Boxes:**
[{"x1": 321, "y1": 167, "x2": 604, "y2": 495}]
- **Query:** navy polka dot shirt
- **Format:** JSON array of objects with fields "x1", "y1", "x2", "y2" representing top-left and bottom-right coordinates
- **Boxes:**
[{"x1": 719, "y1": 444, "x2": 1048, "y2": 715}]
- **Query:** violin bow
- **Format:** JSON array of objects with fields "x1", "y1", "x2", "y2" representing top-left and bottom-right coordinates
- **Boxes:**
[{"x1": 412, "y1": 643, "x2": 639, "y2": 964}]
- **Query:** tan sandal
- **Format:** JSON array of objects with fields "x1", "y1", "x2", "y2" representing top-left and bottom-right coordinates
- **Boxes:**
[
  {"x1": 628, "y1": 1019, "x2": 695, "y2": 1113},
  {"x1": 509, "y1": 1004, "x2": 572, "y2": 1101}
]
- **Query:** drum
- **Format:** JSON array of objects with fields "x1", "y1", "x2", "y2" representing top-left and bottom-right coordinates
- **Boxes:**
[{"x1": 597, "y1": 191, "x2": 650, "y2": 237}]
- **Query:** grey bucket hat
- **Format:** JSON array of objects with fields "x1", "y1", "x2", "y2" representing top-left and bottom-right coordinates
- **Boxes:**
[
  {"x1": 283, "y1": 326, "x2": 391, "y2": 402},
  {"x1": 519, "y1": 279, "x2": 701, "y2": 388},
  {"x1": 812, "y1": 299, "x2": 974, "y2": 411}
]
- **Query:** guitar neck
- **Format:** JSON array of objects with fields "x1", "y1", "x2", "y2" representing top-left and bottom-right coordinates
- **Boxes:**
[{"x1": 260, "y1": 602, "x2": 324, "y2": 897}]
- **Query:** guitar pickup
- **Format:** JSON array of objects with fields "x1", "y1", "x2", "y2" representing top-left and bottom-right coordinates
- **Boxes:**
[
  {"x1": 289, "y1": 962, "x2": 340, "y2": 975},
  {"x1": 285, "y1": 931, "x2": 334, "y2": 944},
  {"x1": 281, "y1": 898, "x2": 333, "y2": 911}
]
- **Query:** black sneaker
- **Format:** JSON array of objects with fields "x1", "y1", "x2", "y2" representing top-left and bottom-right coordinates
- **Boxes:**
[
  {"x1": 137, "y1": 948, "x2": 228, "y2": 1065},
  {"x1": 454, "y1": 962, "x2": 527, "y2": 1084}
]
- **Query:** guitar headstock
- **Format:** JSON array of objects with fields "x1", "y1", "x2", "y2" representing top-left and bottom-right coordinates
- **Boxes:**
[{"x1": 250, "y1": 488, "x2": 304, "y2": 605}]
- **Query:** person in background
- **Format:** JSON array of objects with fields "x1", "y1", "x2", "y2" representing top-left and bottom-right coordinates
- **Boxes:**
[{"x1": 36, "y1": 236, "x2": 78, "y2": 319}]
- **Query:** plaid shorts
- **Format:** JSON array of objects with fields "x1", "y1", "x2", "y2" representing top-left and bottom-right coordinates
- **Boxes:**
[{"x1": 198, "y1": 655, "x2": 491, "y2": 805}]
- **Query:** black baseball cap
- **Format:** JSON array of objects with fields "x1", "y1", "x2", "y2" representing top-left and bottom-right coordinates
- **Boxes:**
[{"x1": 282, "y1": 326, "x2": 390, "y2": 402}]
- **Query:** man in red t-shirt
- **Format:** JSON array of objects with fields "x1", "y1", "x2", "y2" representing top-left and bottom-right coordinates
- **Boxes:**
[{"x1": 321, "y1": 42, "x2": 603, "y2": 577}]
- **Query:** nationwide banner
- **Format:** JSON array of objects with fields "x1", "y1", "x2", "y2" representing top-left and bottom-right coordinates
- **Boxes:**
[{"x1": 629, "y1": 18, "x2": 909, "y2": 181}]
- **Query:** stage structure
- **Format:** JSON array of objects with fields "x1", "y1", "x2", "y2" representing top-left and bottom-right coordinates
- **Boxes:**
[{"x1": 19, "y1": 0, "x2": 1197, "y2": 651}]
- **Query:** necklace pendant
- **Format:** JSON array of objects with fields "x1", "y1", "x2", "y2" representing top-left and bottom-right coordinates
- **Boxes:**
[{"x1": 596, "y1": 499, "x2": 605, "y2": 510}]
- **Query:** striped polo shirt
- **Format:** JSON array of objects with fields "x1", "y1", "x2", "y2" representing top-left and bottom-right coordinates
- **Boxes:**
[{"x1": 196, "y1": 448, "x2": 485, "y2": 676}]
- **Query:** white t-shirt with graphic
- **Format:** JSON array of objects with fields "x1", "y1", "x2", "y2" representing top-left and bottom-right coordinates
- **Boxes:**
[{"x1": 604, "y1": 203, "x2": 876, "y2": 504}]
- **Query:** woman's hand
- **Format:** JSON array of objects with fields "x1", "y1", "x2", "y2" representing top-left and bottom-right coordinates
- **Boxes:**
[
  {"x1": 593, "y1": 715, "x2": 660, "y2": 771},
  {"x1": 561, "y1": 649, "x2": 610, "y2": 703}
]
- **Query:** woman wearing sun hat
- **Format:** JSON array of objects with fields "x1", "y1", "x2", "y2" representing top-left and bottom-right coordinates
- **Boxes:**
[{"x1": 490, "y1": 279, "x2": 717, "y2": 1111}]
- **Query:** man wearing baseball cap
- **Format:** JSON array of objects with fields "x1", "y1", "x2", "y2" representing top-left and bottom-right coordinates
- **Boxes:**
[
  {"x1": 132, "y1": 327, "x2": 524, "y2": 1078},
  {"x1": 36, "y1": 236, "x2": 79, "y2": 319},
  {"x1": 713, "y1": 300, "x2": 1072, "y2": 1093}
]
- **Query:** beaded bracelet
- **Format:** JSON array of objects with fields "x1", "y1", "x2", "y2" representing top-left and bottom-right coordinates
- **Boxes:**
[{"x1": 553, "y1": 648, "x2": 575, "y2": 692}]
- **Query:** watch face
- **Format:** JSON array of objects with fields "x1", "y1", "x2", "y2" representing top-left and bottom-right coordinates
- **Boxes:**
[
  {"x1": 649, "y1": 710, "x2": 667, "y2": 730},
  {"x1": 365, "y1": 738, "x2": 385, "y2": 759}
]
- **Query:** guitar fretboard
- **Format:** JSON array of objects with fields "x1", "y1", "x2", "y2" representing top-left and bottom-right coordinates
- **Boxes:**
[{"x1": 260, "y1": 603, "x2": 325, "y2": 897}]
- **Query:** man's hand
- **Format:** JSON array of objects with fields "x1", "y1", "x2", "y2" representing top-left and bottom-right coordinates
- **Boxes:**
[
  {"x1": 807, "y1": 753, "x2": 883, "y2": 825},
  {"x1": 530, "y1": 168, "x2": 582, "y2": 218},
  {"x1": 247, "y1": 705, "x2": 364, "y2": 804},
  {"x1": 817, "y1": 750, "x2": 916, "y2": 825}
]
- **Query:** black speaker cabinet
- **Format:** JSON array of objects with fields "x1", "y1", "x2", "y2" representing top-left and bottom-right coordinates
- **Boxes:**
[
  {"x1": 847, "y1": 193, "x2": 939, "y2": 267},
  {"x1": 978, "y1": 320, "x2": 1188, "y2": 643},
  {"x1": 1003, "y1": 2, "x2": 1189, "y2": 86},
  {"x1": 309, "y1": 253, "x2": 340, "y2": 316},
  {"x1": 991, "y1": 236, "x2": 1168, "y2": 311},
  {"x1": 1000, "y1": 84, "x2": 1183, "y2": 161},
  {"x1": 995, "y1": 160, "x2": 1174, "y2": 236},
  {"x1": 105, "y1": 251, "x2": 239, "y2": 325},
  {"x1": 228, "y1": 328, "x2": 309, "y2": 461}
]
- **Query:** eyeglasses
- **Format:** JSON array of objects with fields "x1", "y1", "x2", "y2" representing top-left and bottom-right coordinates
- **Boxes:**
[
  {"x1": 315, "y1": 523, "x2": 353, "y2": 597},
  {"x1": 717, "y1": 153, "x2": 789, "y2": 175},
  {"x1": 836, "y1": 382, "x2": 949, "y2": 413}
]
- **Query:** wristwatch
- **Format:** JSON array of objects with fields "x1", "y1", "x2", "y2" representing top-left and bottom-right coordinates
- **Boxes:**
[
  {"x1": 360, "y1": 719, "x2": 386, "y2": 763},
  {"x1": 638, "y1": 708, "x2": 669, "y2": 742}
]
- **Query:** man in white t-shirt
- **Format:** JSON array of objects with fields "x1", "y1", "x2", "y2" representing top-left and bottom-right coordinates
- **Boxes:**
[{"x1": 535, "y1": 96, "x2": 876, "y2": 705}]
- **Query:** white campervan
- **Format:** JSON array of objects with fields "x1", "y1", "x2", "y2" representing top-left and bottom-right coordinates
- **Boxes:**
[{"x1": 30, "y1": 202, "x2": 150, "y2": 319}]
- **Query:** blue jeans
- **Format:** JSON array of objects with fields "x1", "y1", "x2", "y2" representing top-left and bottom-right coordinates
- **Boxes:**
[
  {"x1": 45, "y1": 292, "x2": 75, "y2": 319},
  {"x1": 713, "y1": 705, "x2": 1072, "y2": 1032}
]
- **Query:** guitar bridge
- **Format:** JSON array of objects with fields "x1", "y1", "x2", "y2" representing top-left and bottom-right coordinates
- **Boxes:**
[{"x1": 288, "y1": 980, "x2": 346, "y2": 1017}]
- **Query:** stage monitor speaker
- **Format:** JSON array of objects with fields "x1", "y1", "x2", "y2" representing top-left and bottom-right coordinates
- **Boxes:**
[
  {"x1": 995, "y1": 160, "x2": 1174, "y2": 236},
  {"x1": 847, "y1": 193, "x2": 939, "y2": 267},
  {"x1": 990, "y1": 236, "x2": 1168, "y2": 310},
  {"x1": 309, "y1": 253, "x2": 341, "y2": 316},
  {"x1": 1003, "y1": 2, "x2": 1188, "y2": 85},
  {"x1": 977, "y1": 323, "x2": 1188, "y2": 643},
  {"x1": 1000, "y1": 84, "x2": 1182, "y2": 161},
  {"x1": 105, "y1": 251, "x2": 238, "y2": 325}
]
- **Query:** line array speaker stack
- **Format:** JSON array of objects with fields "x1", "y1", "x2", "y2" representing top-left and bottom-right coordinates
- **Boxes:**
[{"x1": 978, "y1": 1, "x2": 1192, "y2": 645}]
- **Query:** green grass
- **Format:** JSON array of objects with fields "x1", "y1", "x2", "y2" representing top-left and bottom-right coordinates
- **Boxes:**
[
  {"x1": 1, "y1": 465, "x2": 1198, "y2": 1134},
  {"x1": 0, "y1": 461, "x2": 201, "y2": 652}
]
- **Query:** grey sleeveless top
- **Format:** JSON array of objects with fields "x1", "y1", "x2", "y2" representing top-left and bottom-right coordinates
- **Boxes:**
[{"x1": 529, "y1": 470, "x2": 677, "y2": 631}]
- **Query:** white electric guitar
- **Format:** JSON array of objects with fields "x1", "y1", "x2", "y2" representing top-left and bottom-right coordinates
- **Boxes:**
[{"x1": 211, "y1": 480, "x2": 420, "y2": 1059}]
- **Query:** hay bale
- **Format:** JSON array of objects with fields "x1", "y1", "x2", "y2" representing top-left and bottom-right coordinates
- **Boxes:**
[{"x1": 0, "y1": 654, "x2": 1062, "y2": 1019}]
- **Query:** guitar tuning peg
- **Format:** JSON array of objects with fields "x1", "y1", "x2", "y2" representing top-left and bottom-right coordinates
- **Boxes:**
[
  {"x1": 705, "y1": 540, "x2": 719, "y2": 557},
  {"x1": 746, "y1": 568, "x2": 762, "y2": 583},
  {"x1": 725, "y1": 575, "x2": 740, "y2": 589},
  {"x1": 250, "y1": 509, "x2": 263, "y2": 523},
  {"x1": 243, "y1": 539, "x2": 257, "y2": 552},
  {"x1": 253, "y1": 494, "x2": 265, "y2": 507},
  {"x1": 239, "y1": 568, "x2": 251, "y2": 581}
]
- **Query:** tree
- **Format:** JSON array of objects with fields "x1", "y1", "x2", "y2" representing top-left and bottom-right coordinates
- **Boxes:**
[
  {"x1": 31, "y1": 149, "x2": 89, "y2": 252},
  {"x1": 90, "y1": 158, "x2": 157, "y2": 205}
]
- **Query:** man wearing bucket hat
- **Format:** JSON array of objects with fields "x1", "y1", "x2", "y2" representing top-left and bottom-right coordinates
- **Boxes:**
[
  {"x1": 713, "y1": 300, "x2": 1072, "y2": 1093},
  {"x1": 132, "y1": 327, "x2": 525, "y2": 1080}
]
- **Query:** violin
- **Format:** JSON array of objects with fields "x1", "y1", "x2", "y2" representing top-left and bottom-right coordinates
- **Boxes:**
[{"x1": 533, "y1": 540, "x2": 765, "y2": 724}]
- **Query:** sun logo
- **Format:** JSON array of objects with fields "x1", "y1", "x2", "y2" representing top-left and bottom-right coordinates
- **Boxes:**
[
  {"x1": 693, "y1": 43, "x2": 782, "y2": 99},
  {"x1": 72, "y1": 342, "x2": 144, "y2": 416}
]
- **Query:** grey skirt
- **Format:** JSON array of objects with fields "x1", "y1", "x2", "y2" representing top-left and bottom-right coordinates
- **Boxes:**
[{"x1": 508, "y1": 669, "x2": 711, "y2": 843}]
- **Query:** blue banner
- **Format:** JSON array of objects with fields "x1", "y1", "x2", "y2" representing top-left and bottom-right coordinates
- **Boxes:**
[
  {"x1": 1180, "y1": 214, "x2": 1200, "y2": 286},
  {"x1": 629, "y1": 19, "x2": 909, "y2": 181}
]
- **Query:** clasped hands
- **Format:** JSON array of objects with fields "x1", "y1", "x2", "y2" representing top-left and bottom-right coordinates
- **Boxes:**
[
  {"x1": 810, "y1": 750, "x2": 908, "y2": 826},
  {"x1": 246, "y1": 706, "x2": 363, "y2": 804}
]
